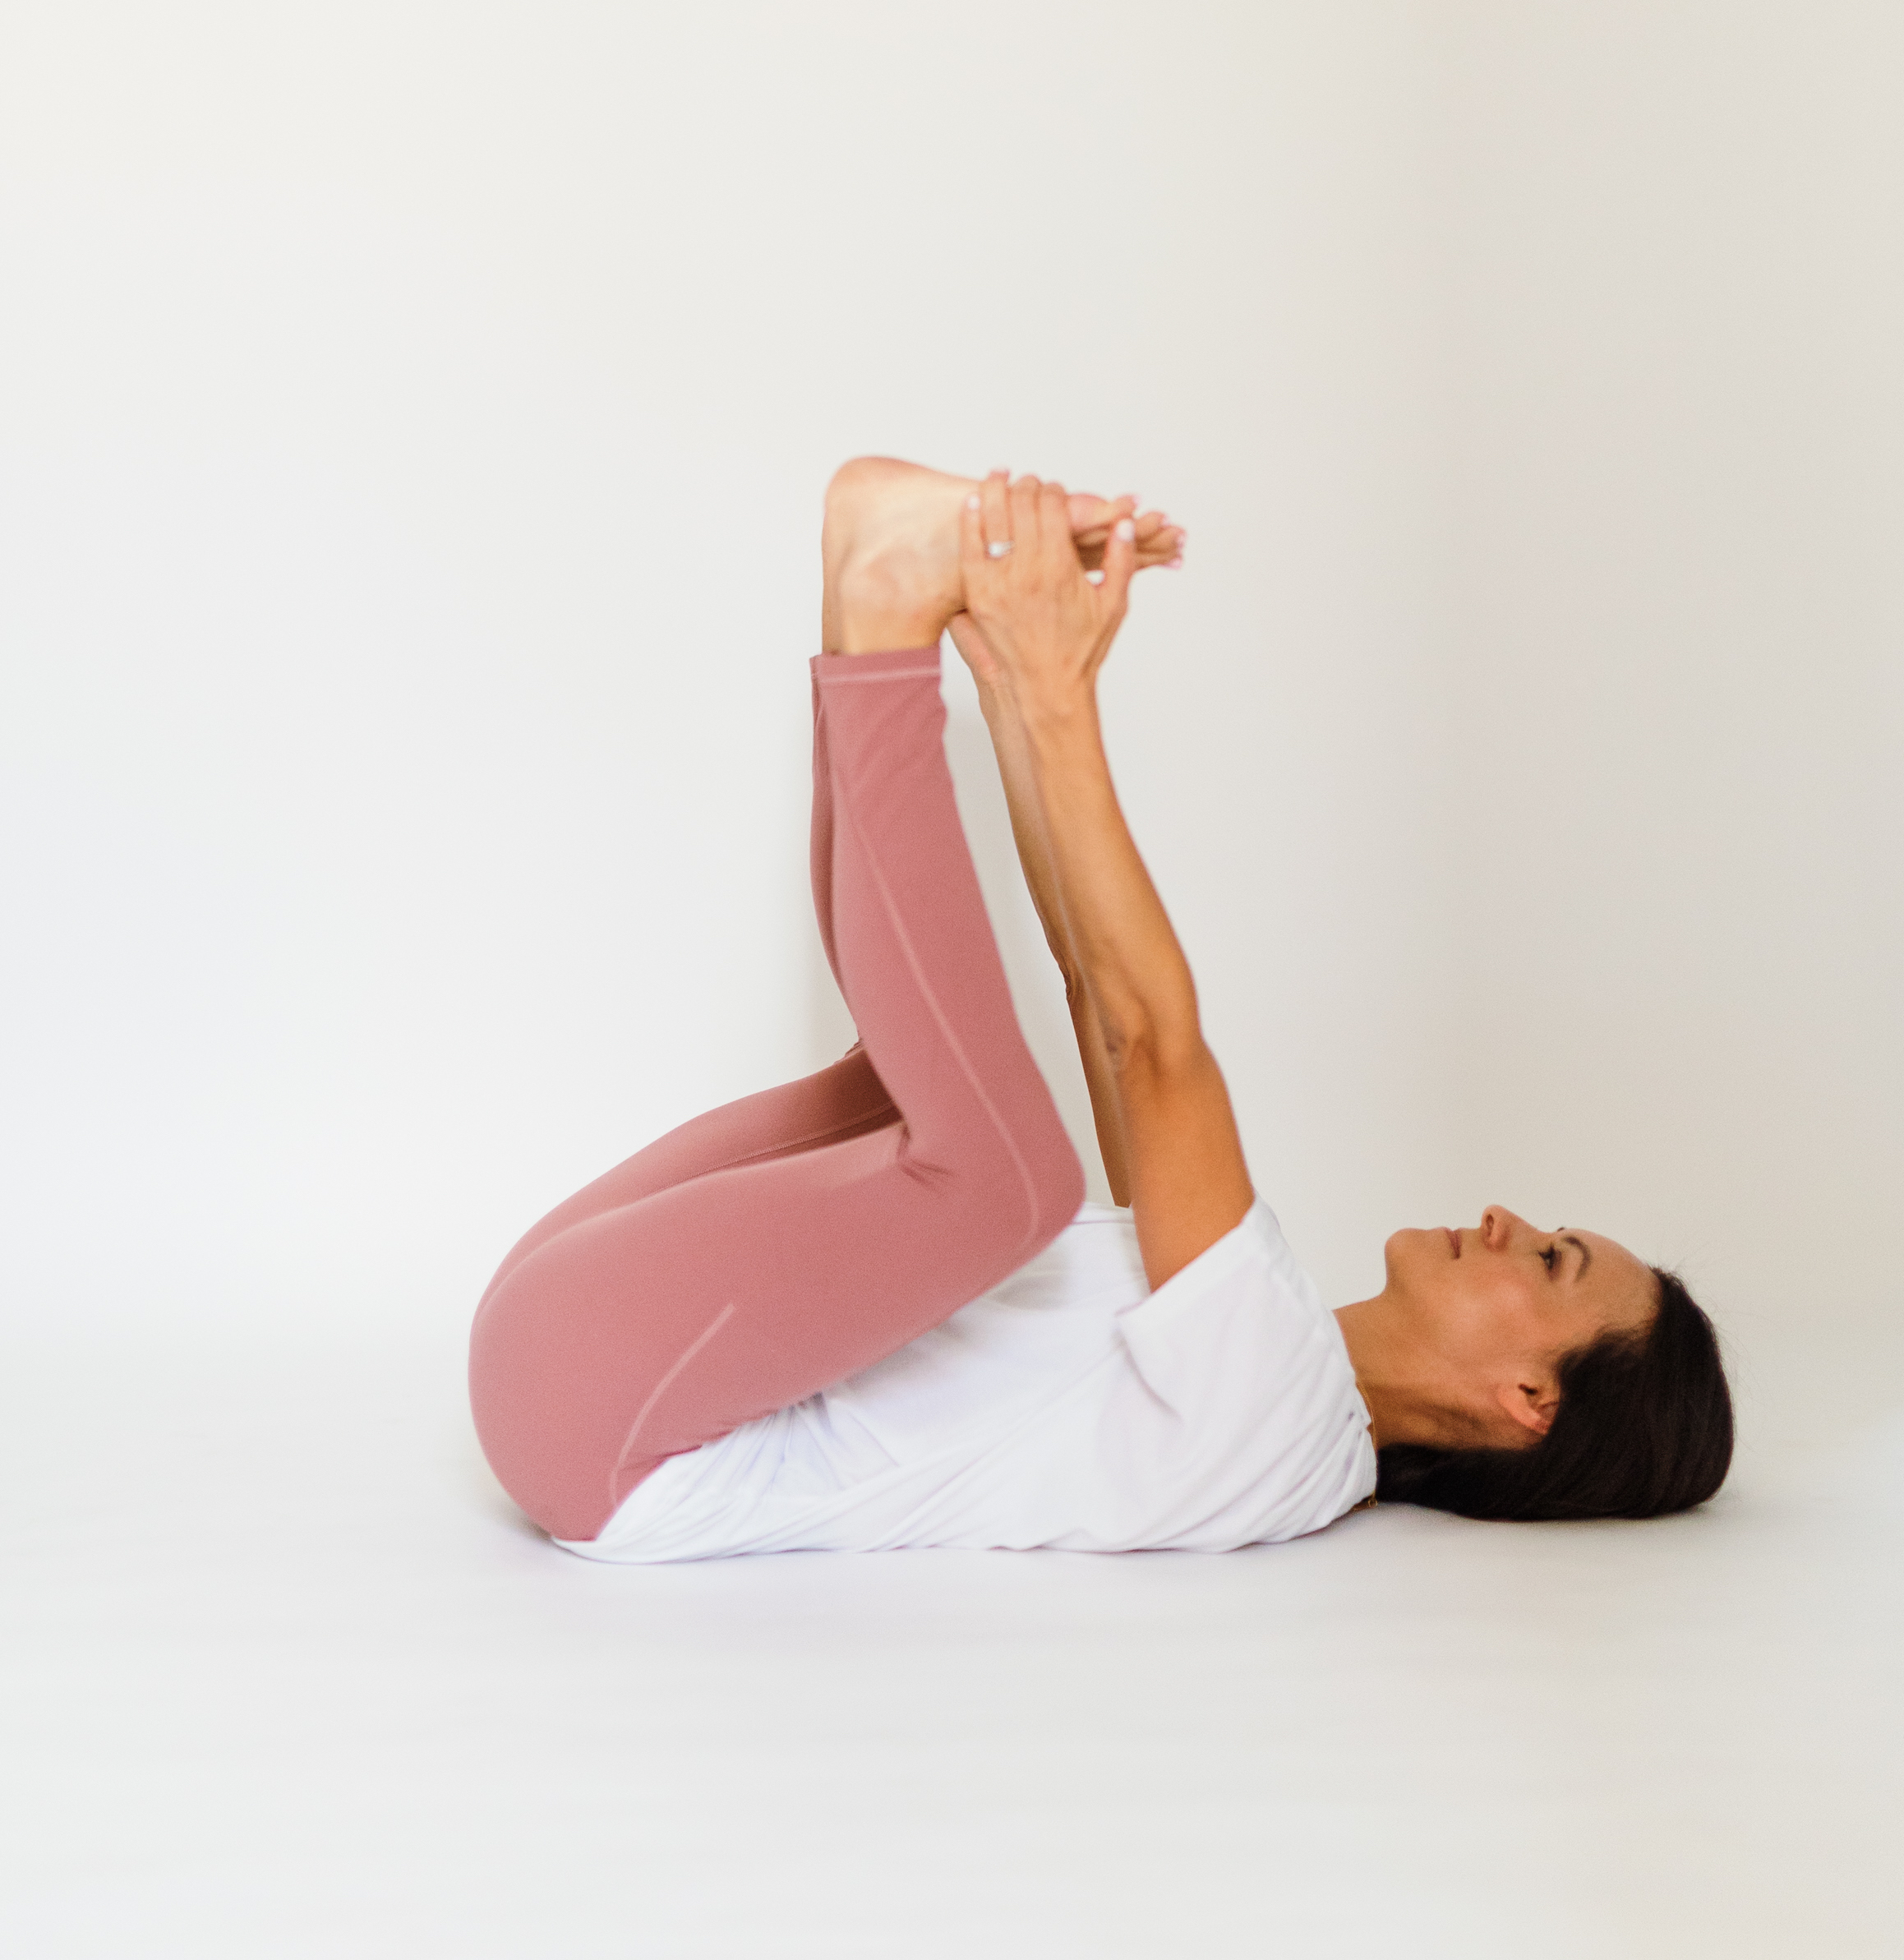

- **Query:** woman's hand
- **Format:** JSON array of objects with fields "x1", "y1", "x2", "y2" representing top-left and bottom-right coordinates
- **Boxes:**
[{"x1": 959, "y1": 473, "x2": 1140, "y2": 719}]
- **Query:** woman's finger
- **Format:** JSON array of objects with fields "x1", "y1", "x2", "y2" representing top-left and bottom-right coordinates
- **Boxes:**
[
  {"x1": 1039, "y1": 480, "x2": 1075, "y2": 568},
  {"x1": 1009, "y1": 474, "x2": 1044, "y2": 560},
  {"x1": 1065, "y1": 492, "x2": 1134, "y2": 542},
  {"x1": 1099, "y1": 514, "x2": 1138, "y2": 612},
  {"x1": 1082, "y1": 523, "x2": 1182, "y2": 573},
  {"x1": 961, "y1": 487, "x2": 990, "y2": 588},
  {"x1": 980, "y1": 469, "x2": 1013, "y2": 562}
]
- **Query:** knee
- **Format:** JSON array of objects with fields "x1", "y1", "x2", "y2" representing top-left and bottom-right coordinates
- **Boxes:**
[
  {"x1": 975, "y1": 1102, "x2": 1085, "y2": 1251},
  {"x1": 906, "y1": 1114, "x2": 1081, "y2": 1264},
  {"x1": 1002, "y1": 1114, "x2": 1083, "y2": 1254},
  {"x1": 1035, "y1": 1132, "x2": 1086, "y2": 1238}
]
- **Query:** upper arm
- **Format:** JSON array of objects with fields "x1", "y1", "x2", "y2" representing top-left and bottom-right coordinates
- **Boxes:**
[{"x1": 1110, "y1": 1031, "x2": 1256, "y2": 1291}]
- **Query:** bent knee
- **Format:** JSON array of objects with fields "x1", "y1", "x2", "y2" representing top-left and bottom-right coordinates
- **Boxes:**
[
  {"x1": 968, "y1": 1115, "x2": 1085, "y2": 1260},
  {"x1": 1033, "y1": 1134, "x2": 1086, "y2": 1239}
]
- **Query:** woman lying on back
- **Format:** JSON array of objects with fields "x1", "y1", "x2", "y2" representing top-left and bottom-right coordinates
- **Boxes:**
[{"x1": 468, "y1": 458, "x2": 1733, "y2": 1559}]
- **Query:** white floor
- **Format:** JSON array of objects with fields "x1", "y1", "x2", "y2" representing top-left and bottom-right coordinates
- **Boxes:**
[{"x1": 5, "y1": 1326, "x2": 1900, "y2": 1960}]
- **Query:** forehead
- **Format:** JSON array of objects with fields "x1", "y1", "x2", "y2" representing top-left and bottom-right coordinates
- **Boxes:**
[{"x1": 1577, "y1": 1230, "x2": 1655, "y2": 1330}]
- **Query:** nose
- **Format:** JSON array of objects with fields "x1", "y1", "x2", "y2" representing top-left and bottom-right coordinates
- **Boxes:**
[{"x1": 1480, "y1": 1206, "x2": 1533, "y2": 1250}]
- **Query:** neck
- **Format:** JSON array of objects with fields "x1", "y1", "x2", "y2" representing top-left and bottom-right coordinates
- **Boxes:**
[{"x1": 1334, "y1": 1293, "x2": 1453, "y2": 1451}]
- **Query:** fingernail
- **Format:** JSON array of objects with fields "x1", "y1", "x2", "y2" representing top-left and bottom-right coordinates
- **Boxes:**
[
  {"x1": 1168, "y1": 556, "x2": 1183, "y2": 569},
  {"x1": 1085, "y1": 569, "x2": 1105, "y2": 586},
  {"x1": 966, "y1": 493, "x2": 980, "y2": 510},
  {"x1": 1114, "y1": 518, "x2": 1136, "y2": 541}
]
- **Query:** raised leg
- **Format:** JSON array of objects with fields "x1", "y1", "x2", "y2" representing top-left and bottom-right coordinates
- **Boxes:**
[{"x1": 467, "y1": 463, "x2": 1091, "y2": 1541}]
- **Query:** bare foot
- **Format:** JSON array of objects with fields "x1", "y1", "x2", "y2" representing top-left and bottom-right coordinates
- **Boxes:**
[
  {"x1": 821, "y1": 459, "x2": 1184, "y2": 654},
  {"x1": 822, "y1": 458, "x2": 972, "y2": 655}
]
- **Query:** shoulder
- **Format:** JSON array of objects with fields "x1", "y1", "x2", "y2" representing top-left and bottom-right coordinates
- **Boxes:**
[{"x1": 1115, "y1": 1197, "x2": 1348, "y2": 1407}]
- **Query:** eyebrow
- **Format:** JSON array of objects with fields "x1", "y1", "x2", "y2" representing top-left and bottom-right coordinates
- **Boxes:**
[{"x1": 1558, "y1": 1232, "x2": 1593, "y2": 1280}]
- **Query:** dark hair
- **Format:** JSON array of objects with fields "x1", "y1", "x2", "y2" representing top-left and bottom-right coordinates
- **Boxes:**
[{"x1": 1375, "y1": 1269, "x2": 1733, "y2": 1521}]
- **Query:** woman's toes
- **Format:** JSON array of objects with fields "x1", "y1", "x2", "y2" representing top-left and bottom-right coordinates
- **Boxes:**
[{"x1": 1065, "y1": 491, "x2": 1134, "y2": 538}]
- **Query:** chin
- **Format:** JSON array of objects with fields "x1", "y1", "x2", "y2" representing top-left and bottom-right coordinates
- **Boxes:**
[{"x1": 1383, "y1": 1226, "x2": 1440, "y2": 1291}]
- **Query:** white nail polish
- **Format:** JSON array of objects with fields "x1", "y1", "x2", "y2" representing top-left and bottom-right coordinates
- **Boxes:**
[
  {"x1": 1113, "y1": 518, "x2": 1136, "y2": 541},
  {"x1": 966, "y1": 493, "x2": 980, "y2": 510},
  {"x1": 1085, "y1": 569, "x2": 1105, "y2": 586}
]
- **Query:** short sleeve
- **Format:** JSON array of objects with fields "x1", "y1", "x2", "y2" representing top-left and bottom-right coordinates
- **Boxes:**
[
  {"x1": 1113, "y1": 1197, "x2": 1377, "y2": 1538},
  {"x1": 1114, "y1": 1201, "x2": 1334, "y2": 1415}
]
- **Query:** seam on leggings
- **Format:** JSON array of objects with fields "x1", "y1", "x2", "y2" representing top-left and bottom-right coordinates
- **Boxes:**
[
  {"x1": 609, "y1": 1301, "x2": 740, "y2": 1502},
  {"x1": 834, "y1": 772, "x2": 1049, "y2": 1266}
]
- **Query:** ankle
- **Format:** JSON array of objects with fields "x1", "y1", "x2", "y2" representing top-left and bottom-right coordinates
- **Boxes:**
[
  {"x1": 835, "y1": 602, "x2": 954, "y2": 656},
  {"x1": 829, "y1": 546, "x2": 959, "y2": 653}
]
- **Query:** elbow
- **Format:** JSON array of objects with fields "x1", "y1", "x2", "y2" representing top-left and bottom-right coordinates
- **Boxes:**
[
  {"x1": 1071, "y1": 962, "x2": 1206, "y2": 1076},
  {"x1": 1100, "y1": 1010, "x2": 1204, "y2": 1083},
  {"x1": 1096, "y1": 1008, "x2": 1150, "y2": 1072}
]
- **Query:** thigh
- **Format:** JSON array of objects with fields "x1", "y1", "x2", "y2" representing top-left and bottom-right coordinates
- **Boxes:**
[
  {"x1": 468, "y1": 1109, "x2": 1044, "y2": 1543},
  {"x1": 476, "y1": 1045, "x2": 897, "y2": 1308}
]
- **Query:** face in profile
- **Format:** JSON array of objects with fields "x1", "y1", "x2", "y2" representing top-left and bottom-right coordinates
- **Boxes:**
[{"x1": 1381, "y1": 1206, "x2": 1657, "y2": 1446}]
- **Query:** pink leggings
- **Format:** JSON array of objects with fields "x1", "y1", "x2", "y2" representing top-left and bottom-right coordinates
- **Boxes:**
[{"x1": 468, "y1": 647, "x2": 1084, "y2": 1540}]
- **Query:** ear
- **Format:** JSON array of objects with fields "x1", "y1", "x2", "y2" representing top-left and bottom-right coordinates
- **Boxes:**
[{"x1": 1495, "y1": 1373, "x2": 1560, "y2": 1439}]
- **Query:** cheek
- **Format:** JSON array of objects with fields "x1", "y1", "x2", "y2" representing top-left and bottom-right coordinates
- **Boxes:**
[
  {"x1": 1436, "y1": 1269, "x2": 1537, "y2": 1353},
  {"x1": 1471, "y1": 1275, "x2": 1542, "y2": 1348}
]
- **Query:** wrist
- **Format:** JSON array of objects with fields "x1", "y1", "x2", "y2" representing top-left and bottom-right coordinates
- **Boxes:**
[{"x1": 1019, "y1": 678, "x2": 1100, "y2": 749}]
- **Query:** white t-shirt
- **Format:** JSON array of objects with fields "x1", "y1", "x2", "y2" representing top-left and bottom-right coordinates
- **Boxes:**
[{"x1": 560, "y1": 1197, "x2": 1377, "y2": 1561}]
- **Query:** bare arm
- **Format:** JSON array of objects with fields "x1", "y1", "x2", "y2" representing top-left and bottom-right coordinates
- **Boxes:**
[
  {"x1": 947, "y1": 613, "x2": 1132, "y2": 1202},
  {"x1": 960, "y1": 476, "x2": 1253, "y2": 1290}
]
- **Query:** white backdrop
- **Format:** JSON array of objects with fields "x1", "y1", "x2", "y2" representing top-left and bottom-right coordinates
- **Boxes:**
[
  {"x1": 7, "y1": 10, "x2": 1904, "y2": 1958},
  {"x1": 4, "y1": 2, "x2": 1900, "y2": 1430}
]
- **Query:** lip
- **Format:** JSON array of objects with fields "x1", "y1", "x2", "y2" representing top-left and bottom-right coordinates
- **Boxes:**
[{"x1": 1445, "y1": 1227, "x2": 1461, "y2": 1258}]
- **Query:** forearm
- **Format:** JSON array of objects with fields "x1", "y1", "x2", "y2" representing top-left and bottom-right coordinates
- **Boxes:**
[
  {"x1": 1017, "y1": 685, "x2": 1204, "y2": 1069},
  {"x1": 974, "y1": 680, "x2": 1075, "y2": 974},
  {"x1": 975, "y1": 677, "x2": 1132, "y2": 1201},
  {"x1": 1066, "y1": 980, "x2": 1132, "y2": 1205}
]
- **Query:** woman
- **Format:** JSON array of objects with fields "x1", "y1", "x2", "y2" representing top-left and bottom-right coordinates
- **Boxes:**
[{"x1": 468, "y1": 458, "x2": 1733, "y2": 1558}]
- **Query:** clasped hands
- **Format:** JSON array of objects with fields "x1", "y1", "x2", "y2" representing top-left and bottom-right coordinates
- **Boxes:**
[{"x1": 949, "y1": 471, "x2": 1180, "y2": 715}]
